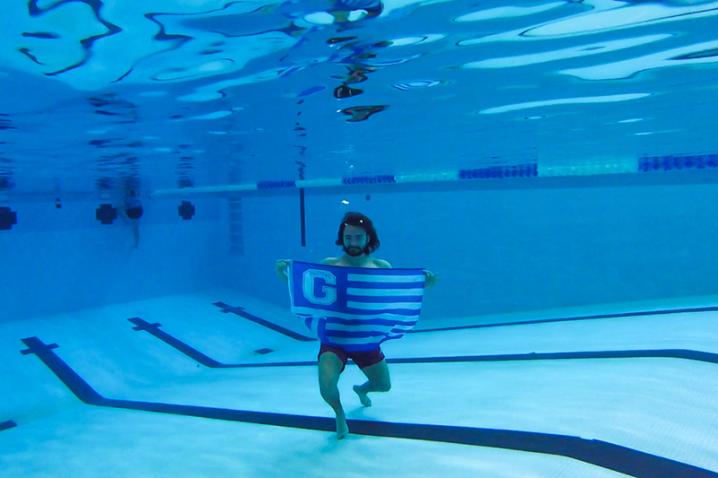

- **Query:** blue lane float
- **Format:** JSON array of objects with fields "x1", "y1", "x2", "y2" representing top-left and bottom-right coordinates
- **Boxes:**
[
  {"x1": 342, "y1": 174, "x2": 396, "y2": 185},
  {"x1": 213, "y1": 302, "x2": 316, "y2": 342},
  {"x1": 639, "y1": 153, "x2": 718, "y2": 172},
  {"x1": 150, "y1": 166, "x2": 538, "y2": 198},
  {"x1": 19, "y1": 336, "x2": 718, "y2": 478},
  {"x1": 459, "y1": 164, "x2": 538, "y2": 179},
  {"x1": 257, "y1": 180, "x2": 297, "y2": 189},
  {"x1": 150, "y1": 152, "x2": 718, "y2": 199},
  {"x1": 127, "y1": 317, "x2": 718, "y2": 368},
  {"x1": 0, "y1": 420, "x2": 17, "y2": 432},
  {"x1": 411, "y1": 305, "x2": 718, "y2": 334}
]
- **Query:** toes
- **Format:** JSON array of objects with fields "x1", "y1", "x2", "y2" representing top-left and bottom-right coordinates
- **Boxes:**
[{"x1": 353, "y1": 385, "x2": 372, "y2": 407}]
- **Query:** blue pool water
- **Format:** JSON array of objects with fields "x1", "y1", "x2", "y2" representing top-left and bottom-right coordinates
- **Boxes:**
[{"x1": 1, "y1": 1, "x2": 718, "y2": 476}]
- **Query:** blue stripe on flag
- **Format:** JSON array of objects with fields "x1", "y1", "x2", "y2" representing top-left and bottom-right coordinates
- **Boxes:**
[
  {"x1": 326, "y1": 330, "x2": 389, "y2": 338},
  {"x1": 343, "y1": 307, "x2": 421, "y2": 316}
]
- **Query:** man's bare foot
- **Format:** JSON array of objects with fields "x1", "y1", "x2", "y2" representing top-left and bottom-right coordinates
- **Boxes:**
[
  {"x1": 336, "y1": 413, "x2": 349, "y2": 439},
  {"x1": 353, "y1": 385, "x2": 372, "y2": 407}
]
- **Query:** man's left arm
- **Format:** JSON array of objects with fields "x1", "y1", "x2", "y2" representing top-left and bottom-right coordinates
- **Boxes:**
[{"x1": 423, "y1": 269, "x2": 437, "y2": 288}]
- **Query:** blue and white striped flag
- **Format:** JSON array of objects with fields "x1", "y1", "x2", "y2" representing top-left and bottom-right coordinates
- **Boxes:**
[{"x1": 288, "y1": 261, "x2": 426, "y2": 351}]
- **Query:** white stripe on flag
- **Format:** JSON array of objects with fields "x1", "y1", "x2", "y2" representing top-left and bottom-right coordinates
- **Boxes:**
[
  {"x1": 347, "y1": 273, "x2": 425, "y2": 283},
  {"x1": 347, "y1": 301, "x2": 422, "y2": 310},
  {"x1": 325, "y1": 315, "x2": 417, "y2": 324},
  {"x1": 347, "y1": 288, "x2": 424, "y2": 297},
  {"x1": 325, "y1": 323, "x2": 401, "y2": 333}
]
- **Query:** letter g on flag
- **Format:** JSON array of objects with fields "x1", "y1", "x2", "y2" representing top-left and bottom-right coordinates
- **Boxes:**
[{"x1": 302, "y1": 269, "x2": 337, "y2": 305}]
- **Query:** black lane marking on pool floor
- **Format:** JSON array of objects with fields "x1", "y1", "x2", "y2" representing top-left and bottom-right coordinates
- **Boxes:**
[
  {"x1": 19, "y1": 336, "x2": 718, "y2": 478},
  {"x1": 130, "y1": 318, "x2": 229, "y2": 368},
  {"x1": 411, "y1": 306, "x2": 718, "y2": 334},
  {"x1": 129, "y1": 317, "x2": 718, "y2": 368},
  {"x1": 216, "y1": 300, "x2": 717, "y2": 337},
  {"x1": 213, "y1": 302, "x2": 315, "y2": 341},
  {"x1": 0, "y1": 420, "x2": 17, "y2": 432}
]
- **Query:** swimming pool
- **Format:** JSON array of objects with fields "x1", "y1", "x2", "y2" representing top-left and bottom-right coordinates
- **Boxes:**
[{"x1": 1, "y1": 1, "x2": 718, "y2": 476}]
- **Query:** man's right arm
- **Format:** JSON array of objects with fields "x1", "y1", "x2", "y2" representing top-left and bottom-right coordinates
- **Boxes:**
[{"x1": 275, "y1": 259, "x2": 290, "y2": 281}]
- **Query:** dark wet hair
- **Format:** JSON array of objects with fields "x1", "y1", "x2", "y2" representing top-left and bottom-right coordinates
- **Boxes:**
[{"x1": 335, "y1": 211, "x2": 380, "y2": 253}]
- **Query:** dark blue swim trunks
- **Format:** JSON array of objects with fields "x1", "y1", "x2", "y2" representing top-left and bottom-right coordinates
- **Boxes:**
[{"x1": 319, "y1": 342, "x2": 385, "y2": 372}]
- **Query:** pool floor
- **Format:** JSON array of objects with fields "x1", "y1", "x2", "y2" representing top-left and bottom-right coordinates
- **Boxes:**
[{"x1": 1, "y1": 290, "x2": 717, "y2": 477}]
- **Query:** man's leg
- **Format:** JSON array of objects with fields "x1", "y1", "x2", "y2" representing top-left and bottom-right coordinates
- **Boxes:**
[
  {"x1": 318, "y1": 351, "x2": 349, "y2": 439},
  {"x1": 353, "y1": 359, "x2": 391, "y2": 407}
]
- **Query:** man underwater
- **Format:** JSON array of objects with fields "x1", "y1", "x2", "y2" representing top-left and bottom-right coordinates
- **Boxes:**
[{"x1": 277, "y1": 212, "x2": 436, "y2": 438}]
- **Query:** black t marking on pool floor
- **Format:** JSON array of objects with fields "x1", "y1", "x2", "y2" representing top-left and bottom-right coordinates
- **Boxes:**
[
  {"x1": 213, "y1": 302, "x2": 316, "y2": 341},
  {"x1": 128, "y1": 317, "x2": 718, "y2": 368},
  {"x1": 0, "y1": 420, "x2": 17, "y2": 432}
]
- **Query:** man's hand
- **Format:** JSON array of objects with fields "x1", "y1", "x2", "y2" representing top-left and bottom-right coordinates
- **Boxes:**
[
  {"x1": 275, "y1": 259, "x2": 291, "y2": 280},
  {"x1": 423, "y1": 269, "x2": 438, "y2": 288}
]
